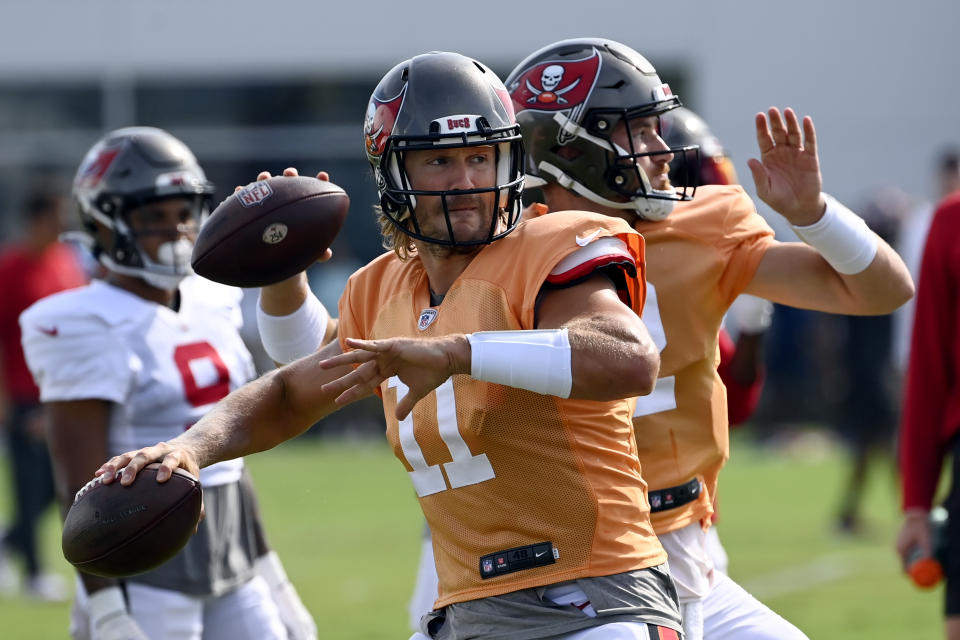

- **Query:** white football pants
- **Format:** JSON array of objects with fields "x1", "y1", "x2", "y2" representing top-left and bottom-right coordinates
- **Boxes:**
[{"x1": 71, "y1": 574, "x2": 287, "y2": 640}]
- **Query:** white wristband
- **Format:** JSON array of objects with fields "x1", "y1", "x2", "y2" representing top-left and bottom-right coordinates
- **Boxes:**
[
  {"x1": 467, "y1": 329, "x2": 572, "y2": 398},
  {"x1": 88, "y1": 585, "x2": 127, "y2": 625},
  {"x1": 790, "y1": 193, "x2": 878, "y2": 275},
  {"x1": 257, "y1": 292, "x2": 330, "y2": 364}
]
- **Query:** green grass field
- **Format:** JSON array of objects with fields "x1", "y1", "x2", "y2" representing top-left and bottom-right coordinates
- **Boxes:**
[{"x1": 0, "y1": 432, "x2": 944, "y2": 639}]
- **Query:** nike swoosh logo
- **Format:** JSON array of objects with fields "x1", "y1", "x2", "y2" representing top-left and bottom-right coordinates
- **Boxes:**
[
  {"x1": 38, "y1": 326, "x2": 58, "y2": 337},
  {"x1": 535, "y1": 550, "x2": 547, "y2": 558},
  {"x1": 575, "y1": 230, "x2": 602, "y2": 246}
]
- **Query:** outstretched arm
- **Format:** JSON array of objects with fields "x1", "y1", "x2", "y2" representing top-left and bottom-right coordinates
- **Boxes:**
[
  {"x1": 744, "y1": 107, "x2": 913, "y2": 314},
  {"x1": 536, "y1": 272, "x2": 659, "y2": 399},
  {"x1": 98, "y1": 338, "x2": 353, "y2": 485},
  {"x1": 319, "y1": 273, "x2": 659, "y2": 420}
]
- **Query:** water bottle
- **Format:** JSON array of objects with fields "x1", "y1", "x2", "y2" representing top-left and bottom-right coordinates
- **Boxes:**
[{"x1": 906, "y1": 506, "x2": 949, "y2": 589}]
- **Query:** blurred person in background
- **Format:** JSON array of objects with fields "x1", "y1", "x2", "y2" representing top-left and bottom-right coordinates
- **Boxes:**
[
  {"x1": 831, "y1": 188, "x2": 907, "y2": 536},
  {"x1": 662, "y1": 106, "x2": 774, "y2": 575},
  {"x1": 0, "y1": 182, "x2": 86, "y2": 600},
  {"x1": 20, "y1": 127, "x2": 313, "y2": 640},
  {"x1": 892, "y1": 148, "x2": 960, "y2": 376},
  {"x1": 507, "y1": 36, "x2": 912, "y2": 640},
  {"x1": 896, "y1": 189, "x2": 960, "y2": 640}
]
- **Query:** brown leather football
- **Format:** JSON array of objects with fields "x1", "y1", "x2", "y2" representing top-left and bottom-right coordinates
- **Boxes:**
[
  {"x1": 191, "y1": 175, "x2": 349, "y2": 287},
  {"x1": 61, "y1": 463, "x2": 203, "y2": 578}
]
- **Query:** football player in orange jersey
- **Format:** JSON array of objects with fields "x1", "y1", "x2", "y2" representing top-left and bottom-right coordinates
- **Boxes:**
[
  {"x1": 506, "y1": 38, "x2": 914, "y2": 640},
  {"x1": 661, "y1": 105, "x2": 774, "y2": 578},
  {"x1": 94, "y1": 52, "x2": 691, "y2": 640},
  {"x1": 405, "y1": 106, "x2": 776, "y2": 631}
]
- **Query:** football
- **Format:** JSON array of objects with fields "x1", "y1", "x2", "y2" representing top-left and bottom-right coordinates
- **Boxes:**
[
  {"x1": 192, "y1": 175, "x2": 349, "y2": 287},
  {"x1": 61, "y1": 463, "x2": 203, "y2": 578}
]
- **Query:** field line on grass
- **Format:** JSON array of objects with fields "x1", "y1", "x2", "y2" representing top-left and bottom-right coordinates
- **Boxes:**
[{"x1": 738, "y1": 553, "x2": 862, "y2": 599}]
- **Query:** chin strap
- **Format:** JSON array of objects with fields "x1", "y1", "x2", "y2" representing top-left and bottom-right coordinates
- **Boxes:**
[
  {"x1": 534, "y1": 162, "x2": 676, "y2": 221},
  {"x1": 545, "y1": 111, "x2": 679, "y2": 221},
  {"x1": 99, "y1": 255, "x2": 190, "y2": 290}
]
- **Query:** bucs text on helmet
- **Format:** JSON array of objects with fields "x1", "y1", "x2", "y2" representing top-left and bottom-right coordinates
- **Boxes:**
[
  {"x1": 363, "y1": 51, "x2": 525, "y2": 249},
  {"x1": 505, "y1": 37, "x2": 697, "y2": 221},
  {"x1": 661, "y1": 106, "x2": 738, "y2": 187},
  {"x1": 73, "y1": 126, "x2": 215, "y2": 289}
]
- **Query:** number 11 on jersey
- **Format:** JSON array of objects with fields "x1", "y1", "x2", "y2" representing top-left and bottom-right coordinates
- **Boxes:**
[{"x1": 388, "y1": 376, "x2": 496, "y2": 497}]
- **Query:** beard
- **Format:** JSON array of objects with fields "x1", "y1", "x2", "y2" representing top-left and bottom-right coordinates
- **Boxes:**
[{"x1": 417, "y1": 193, "x2": 498, "y2": 244}]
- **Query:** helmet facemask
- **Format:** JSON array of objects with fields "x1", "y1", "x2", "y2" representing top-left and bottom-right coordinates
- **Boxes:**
[
  {"x1": 90, "y1": 196, "x2": 209, "y2": 291},
  {"x1": 378, "y1": 119, "x2": 524, "y2": 248},
  {"x1": 98, "y1": 196, "x2": 206, "y2": 290},
  {"x1": 543, "y1": 108, "x2": 698, "y2": 222},
  {"x1": 73, "y1": 127, "x2": 215, "y2": 290}
]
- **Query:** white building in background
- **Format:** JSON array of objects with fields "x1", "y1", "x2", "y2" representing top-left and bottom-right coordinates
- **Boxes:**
[{"x1": 1, "y1": 0, "x2": 957, "y2": 236}]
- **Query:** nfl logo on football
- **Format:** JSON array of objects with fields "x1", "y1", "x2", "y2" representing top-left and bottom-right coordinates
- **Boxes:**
[{"x1": 237, "y1": 180, "x2": 274, "y2": 207}]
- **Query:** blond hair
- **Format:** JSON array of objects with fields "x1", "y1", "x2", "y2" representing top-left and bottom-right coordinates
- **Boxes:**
[{"x1": 375, "y1": 205, "x2": 417, "y2": 261}]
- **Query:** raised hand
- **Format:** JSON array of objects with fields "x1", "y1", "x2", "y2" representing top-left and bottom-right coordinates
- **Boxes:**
[
  {"x1": 319, "y1": 335, "x2": 471, "y2": 420},
  {"x1": 746, "y1": 107, "x2": 825, "y2": 226}
]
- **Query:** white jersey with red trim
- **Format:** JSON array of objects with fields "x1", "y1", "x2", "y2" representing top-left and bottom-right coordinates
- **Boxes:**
[{"x1": 20, "y1": 276, "x2": 256, "y2": 487}]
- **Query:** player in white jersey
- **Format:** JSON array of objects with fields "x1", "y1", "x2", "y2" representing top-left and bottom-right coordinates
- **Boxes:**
[{"x1": 19, "y1": 127, "x2": 315, "y2": 640}]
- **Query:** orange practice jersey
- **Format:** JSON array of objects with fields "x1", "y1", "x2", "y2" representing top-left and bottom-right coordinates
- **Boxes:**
[
  {"x1": 632, "y1": 185, "x2": 775, "y2": 534},
  {"x1": 338, "y1": 210, "x2": 665, "y2": 607}
]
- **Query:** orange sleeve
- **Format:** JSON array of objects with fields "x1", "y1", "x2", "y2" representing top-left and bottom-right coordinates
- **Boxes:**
[
  {"x1": 716, "y1": 189, "x2": 775, "y2": 305},
  {"x1": 336, "y1": 272, "x2": 363, "y2": 352},
  {"x1": 336, "y1": 269, "x2": 385, "y2": 398}
]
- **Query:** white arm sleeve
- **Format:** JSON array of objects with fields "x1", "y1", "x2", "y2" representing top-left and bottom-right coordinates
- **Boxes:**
[{"x1": 256, "y1": 292, "x2": 330, "y2": 365}]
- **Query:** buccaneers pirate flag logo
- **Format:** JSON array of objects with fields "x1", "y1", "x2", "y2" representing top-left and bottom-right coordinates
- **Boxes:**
[
  {"x1": 364, "y1": 88, "x2": 405, "y2": 161},
  {"x1": 509, "y1": 48, "x2": 602, "y2": 142}
]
